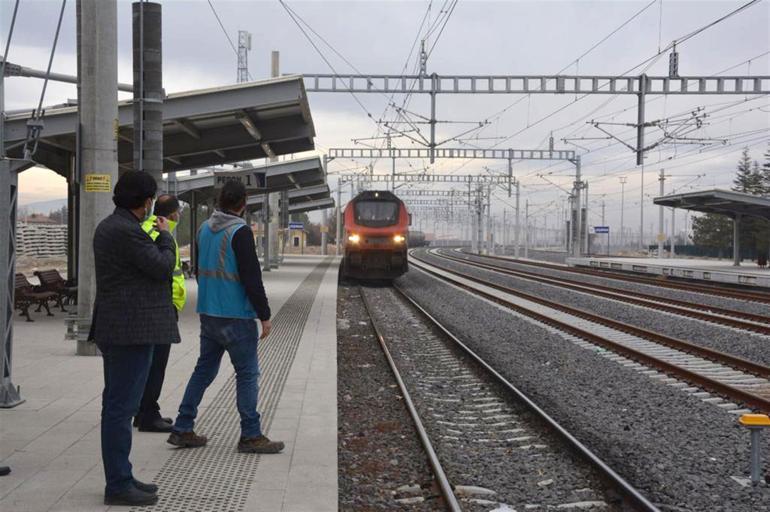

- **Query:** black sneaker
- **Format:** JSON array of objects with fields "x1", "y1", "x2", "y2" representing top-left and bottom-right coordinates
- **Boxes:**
[
  {"x1": 133, "y1": 478, "x2": 158, "y2": 494},
  {"x1": 237, "y1": 435, "x2": 285, "y2": 454},
  {"x1": 104, "y1": 486, "x2": 158, "y2": 506},
  {"x1": 138, "y1": 417, "x2": 174, "y2": 433}
]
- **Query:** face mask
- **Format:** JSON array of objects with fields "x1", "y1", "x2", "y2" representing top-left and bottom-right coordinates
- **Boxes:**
[
  {"x1": 144, "y1": 199, "x2": 156, "y2": 222},
  {"x1": 168, "y1": 219, "x2": 178, "y2": 233}
]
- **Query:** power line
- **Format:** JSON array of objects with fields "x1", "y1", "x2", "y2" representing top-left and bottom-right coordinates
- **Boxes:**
[
  {"x1": 426, "y1": 0, "x2": 459, "y2": 57},
  {"x1": 278, "y1": 0, "x2": 378, "y2": 122},
  {"x1": 482, "y1": 0, "x2": 764, "y2": 155},
  {"x1": 206, "y1": 0, "x2": 253, "y2": 80}
]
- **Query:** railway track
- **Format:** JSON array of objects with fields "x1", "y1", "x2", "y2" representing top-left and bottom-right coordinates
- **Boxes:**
[
  {"x1": 410, "y1": 250, "x2": 770, "y2": 413},
  {"x1": 434, "y1": 248, "x2": 770, "y2": 336},
  {"x1": 463, "y1": 249, "x2": 770, "y2": 304},
  {"x1": 358, "y1": 284, "x2": 659, "y2": 511}
]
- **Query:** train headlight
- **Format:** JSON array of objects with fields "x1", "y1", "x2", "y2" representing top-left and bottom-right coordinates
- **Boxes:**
[
  {"x1": 393, "y1": 234, "x2": 405, "y2": 243},
  {"x1": 348, "y1": 234, "x2": 361, "y2": 243}
]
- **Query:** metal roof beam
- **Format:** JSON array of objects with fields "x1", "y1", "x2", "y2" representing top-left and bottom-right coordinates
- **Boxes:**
[
  {"x1": 175, "y1": 118, "x2": 201, "y2": 139},
  {"x1": 327, "y1": 147, "x2": 575, "y2": 161},
  {"x1": 303, "y1": 73, "x2": 770, "y2": 95}
]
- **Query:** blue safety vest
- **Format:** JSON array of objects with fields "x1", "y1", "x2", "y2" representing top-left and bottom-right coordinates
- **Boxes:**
[{"x1": 196, "y1": 219, "x2": 256, "y2": 319}]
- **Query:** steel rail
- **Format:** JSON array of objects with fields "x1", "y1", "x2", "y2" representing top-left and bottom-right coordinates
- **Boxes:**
[
  {"x1": 390, "y1": 283, "x2": 661, "y2": 512},
  {"x1": 435, "y1": 249, "x2": 770, "y2": 335},
  {"x1": 409, "y1": 254, "x2": 770, "y2": 412},
  {"x1": 465, "y1": 250, "x2": 770, "y2": 304},
  {"x1": 358, "y1": 286, "x2": 462, "y2": 512}
]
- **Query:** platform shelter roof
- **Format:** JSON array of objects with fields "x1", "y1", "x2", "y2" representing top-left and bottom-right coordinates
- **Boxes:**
[
  {"x1": 653, "y1": 188, "x2": 770, "y2": 221},
  {"x1": 4, "y1": 75, "x2": 315, "y2": 176},
  {"x1": 167, "y1": 156, "x2": 326, "y2": 203},
  {"x1": 245, "y1": 182, "x2": 331, "y2": 211}
]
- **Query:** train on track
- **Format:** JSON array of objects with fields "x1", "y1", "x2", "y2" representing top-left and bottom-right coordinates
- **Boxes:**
[{"x1": 341, "y1": 190, "x2": 410, "y2": 280}]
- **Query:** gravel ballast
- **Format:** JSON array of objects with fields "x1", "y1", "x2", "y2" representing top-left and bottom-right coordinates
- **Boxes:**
[
  {"x1": 425, "y1": 250, "x2": 770, "y2": 368},
  {"x1": 396, "y1": 267, "x2": 770, "y2": 512},
  {"x1": 337, "y1": 283, "x2": 441, "y2": 511},
  {"x1": 363, "y1": 286, "x2": 623, "y2": 511}
]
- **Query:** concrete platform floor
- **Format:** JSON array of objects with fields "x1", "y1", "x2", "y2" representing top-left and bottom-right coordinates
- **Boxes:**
[{"x1": 0, "y1": 255, "x2": 339, "y2": 512}]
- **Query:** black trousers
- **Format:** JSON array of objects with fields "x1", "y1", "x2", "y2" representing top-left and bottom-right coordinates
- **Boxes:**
[{"x1": 137, "y1": 343, "x2": 171, "y2": 422}]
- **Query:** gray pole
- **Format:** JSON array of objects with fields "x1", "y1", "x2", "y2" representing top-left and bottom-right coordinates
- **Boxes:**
[
  {"x1": 132, "y1": 2, "x2": 163, "y2": 184},
  {"x1": 336, "y1": 184, "x2": 342, "y2": 256},
  {"x1": 619, "y1": 176, "x2": 627, "y2": 249},
  {"x1": 733, "y1": 215, "x2": 741, "y2": 266},
  {"x1": 486, "y1": 185, "x2": 492, "y2": 255},
  {"x1": 524, "y1": 199, "x2": 529, "y2": 259},
  {"x1": 0, "y1": 0, "x2": 23, "y2": 407},
  {"x1": 321, "y1": 155, "x2": 328, "y2": 255},
  {"x1": 268, "y1": 51, "x2": 280, "y2": 268},
  {"x1": 429, "y1": 73, "x2": 437, "y2": 163},
  {"x1": 671, "y1": 207, "x2": 676, "y2": 257},
  {"x1": 657, "y1": 169, "x2": 665, "y2": 259},
  {"x1": 514, "y1": 180, "x2": 520, "y2": 258},
  {"x1": 502, "y1": 209, "x2": 507, "y2": 254},
  {"x1": 76, "y1": 0, "x2": 119, "y2": 356},
  {"x1": 639, "y1": 163, "x2": 644, "y2": 251},
  {"x1": 573, "y1": 157, "x2": 582, "y2": 257}
]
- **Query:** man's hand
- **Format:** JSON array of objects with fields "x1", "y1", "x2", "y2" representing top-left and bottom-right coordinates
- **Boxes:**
[
  {"x1": 260, "y1": 320, "x2": 272, "y2": 339},
  {"x1": 155, "y1": 216, "x2": 170, "y2": 232}
]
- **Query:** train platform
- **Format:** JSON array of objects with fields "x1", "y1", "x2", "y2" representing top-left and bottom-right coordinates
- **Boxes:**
[
  {"x1": 0, "y1": 255, "x2": 339, "y2": 512},
  {"x1": 567, "y1": 256, "x2": 770, "y2": 288}
]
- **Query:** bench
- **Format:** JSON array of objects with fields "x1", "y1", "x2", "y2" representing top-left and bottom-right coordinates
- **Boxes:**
[
  {"x1": 34, "y1": 269, "x2": 77, "y2": 309},
  {"x1": 14, "y1": 274, "x2": 57, "y2": 322}
]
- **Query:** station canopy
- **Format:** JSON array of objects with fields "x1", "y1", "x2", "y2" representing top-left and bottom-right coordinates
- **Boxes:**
[
  {"x1": 653, "y1": 188, "x2": 770, "y2": 221},
  {"x1": 168, "y1": 155, "x2": 327, "y2": 204},
  {"x1": 245, "y1": 183, "x2": 333, "y2": 213},
  {"x1": 3, "y1": 75, "x2": 315, "y2": 176}
]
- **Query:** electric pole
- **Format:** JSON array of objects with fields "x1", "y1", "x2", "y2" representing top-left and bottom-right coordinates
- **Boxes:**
[
  {"x1": 619, "y1": 176, "x2": 627, "y2": 249},
  {"x1": 658, "y1": 169, "x2": 666, "y2": 259}
]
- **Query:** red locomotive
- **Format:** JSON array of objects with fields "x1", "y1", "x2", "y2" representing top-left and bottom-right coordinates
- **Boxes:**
[{"x1": 342, "y1": 190, "x2": 410, "y2": 279}]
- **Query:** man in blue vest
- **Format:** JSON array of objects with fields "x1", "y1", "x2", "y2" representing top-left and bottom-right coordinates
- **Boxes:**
[{"x1": 168, "y1": 179, "x2": 283, "y2": 454}]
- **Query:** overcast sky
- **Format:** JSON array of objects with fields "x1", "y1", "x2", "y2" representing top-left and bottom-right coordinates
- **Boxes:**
[{"x1": 3, "y1": 0, "x2": 769, "y2": 239}]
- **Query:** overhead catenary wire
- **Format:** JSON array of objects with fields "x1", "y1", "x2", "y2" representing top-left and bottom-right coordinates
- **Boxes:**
[
  {"x1": 24, "y1": 0, "x2": 67, "y2": 159},
  {"x1": 206, "y1": 0, "x2": 254, "y2": 81}
]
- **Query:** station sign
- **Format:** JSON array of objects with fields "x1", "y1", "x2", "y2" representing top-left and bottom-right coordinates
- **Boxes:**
[
  {"x1": 594, "y1": 226, "x2": 610, "y2": 234},
  {"x1": 213, "y1": 170, "x2": 267, "y2": 191},
  {"x1": 288, "y1": 222, "x2": 304, "y2": 230}
]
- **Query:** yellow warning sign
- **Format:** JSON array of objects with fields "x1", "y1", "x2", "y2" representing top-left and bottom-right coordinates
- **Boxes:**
[
  {"x1": 85, "y1": 174, "x2": 112, "y2": 193},
  {"x1": 320, "y1": 226, "x2": 329, "y2": 233}
]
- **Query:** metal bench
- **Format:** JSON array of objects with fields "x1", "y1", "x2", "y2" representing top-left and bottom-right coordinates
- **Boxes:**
[
  {"x1": 14, "y1": 273, "x2": 57, "y2": 322},
  {"x1": 34, "y1": 269, "x2": 77, "y2": 310}
]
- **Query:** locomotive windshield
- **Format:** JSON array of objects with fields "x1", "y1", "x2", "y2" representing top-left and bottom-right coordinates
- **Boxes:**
[{"x1": 354, "y1": 200, "x2": 399, "y2": 227}]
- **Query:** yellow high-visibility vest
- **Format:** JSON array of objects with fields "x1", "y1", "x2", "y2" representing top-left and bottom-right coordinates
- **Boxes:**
[{"x1": 142, "y1": 215, "x2": 186, "y2": 311}]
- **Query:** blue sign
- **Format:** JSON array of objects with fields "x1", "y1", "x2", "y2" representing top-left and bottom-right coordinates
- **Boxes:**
[
  {"x1": 288, "y1": 222, "x2": 304, "y2": 230},
  {"x1": 594, "y1": 226, "x2": 610, "y2": 234}
]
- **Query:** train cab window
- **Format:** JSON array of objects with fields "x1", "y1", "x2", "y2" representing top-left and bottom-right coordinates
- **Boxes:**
[{"x1": 354, "y1": 200, "x2": 399, "y2": 227}]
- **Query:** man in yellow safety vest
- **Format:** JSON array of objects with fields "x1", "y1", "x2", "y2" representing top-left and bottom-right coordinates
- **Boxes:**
[{"x1": 135, "y1": 194, "x2": 186, "y2": 432}]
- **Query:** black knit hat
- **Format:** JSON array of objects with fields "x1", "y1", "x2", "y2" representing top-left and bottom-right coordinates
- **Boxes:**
[{"x1": 113, "y1": 171, "x2": 157, "y2": 209}]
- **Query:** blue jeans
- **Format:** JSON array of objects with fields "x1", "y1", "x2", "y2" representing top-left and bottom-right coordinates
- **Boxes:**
[
  {"x1": 174, "y1": 315, "x2": 262, "y2": 438},
  {"x1": 99, "y1": 343, "x2": 154, "y2": 495}
]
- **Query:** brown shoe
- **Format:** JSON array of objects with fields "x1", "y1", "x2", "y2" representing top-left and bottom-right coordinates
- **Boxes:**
[
  {"x1": 167, "y1": 431, "x2": 208, "y2": 448},
  {"x1": 237, "y1": 435, "x2": 285, "y2": 454}
]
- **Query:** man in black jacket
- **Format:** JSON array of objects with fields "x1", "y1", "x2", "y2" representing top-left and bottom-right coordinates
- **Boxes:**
[{"x1": 92, "y1": 171, "x2": 179, "y2": 506}]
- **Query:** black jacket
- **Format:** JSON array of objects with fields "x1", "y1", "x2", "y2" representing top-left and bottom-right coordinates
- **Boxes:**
[{"x1": 91, "y1": 207, "x2": 181, "y2": 346}]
